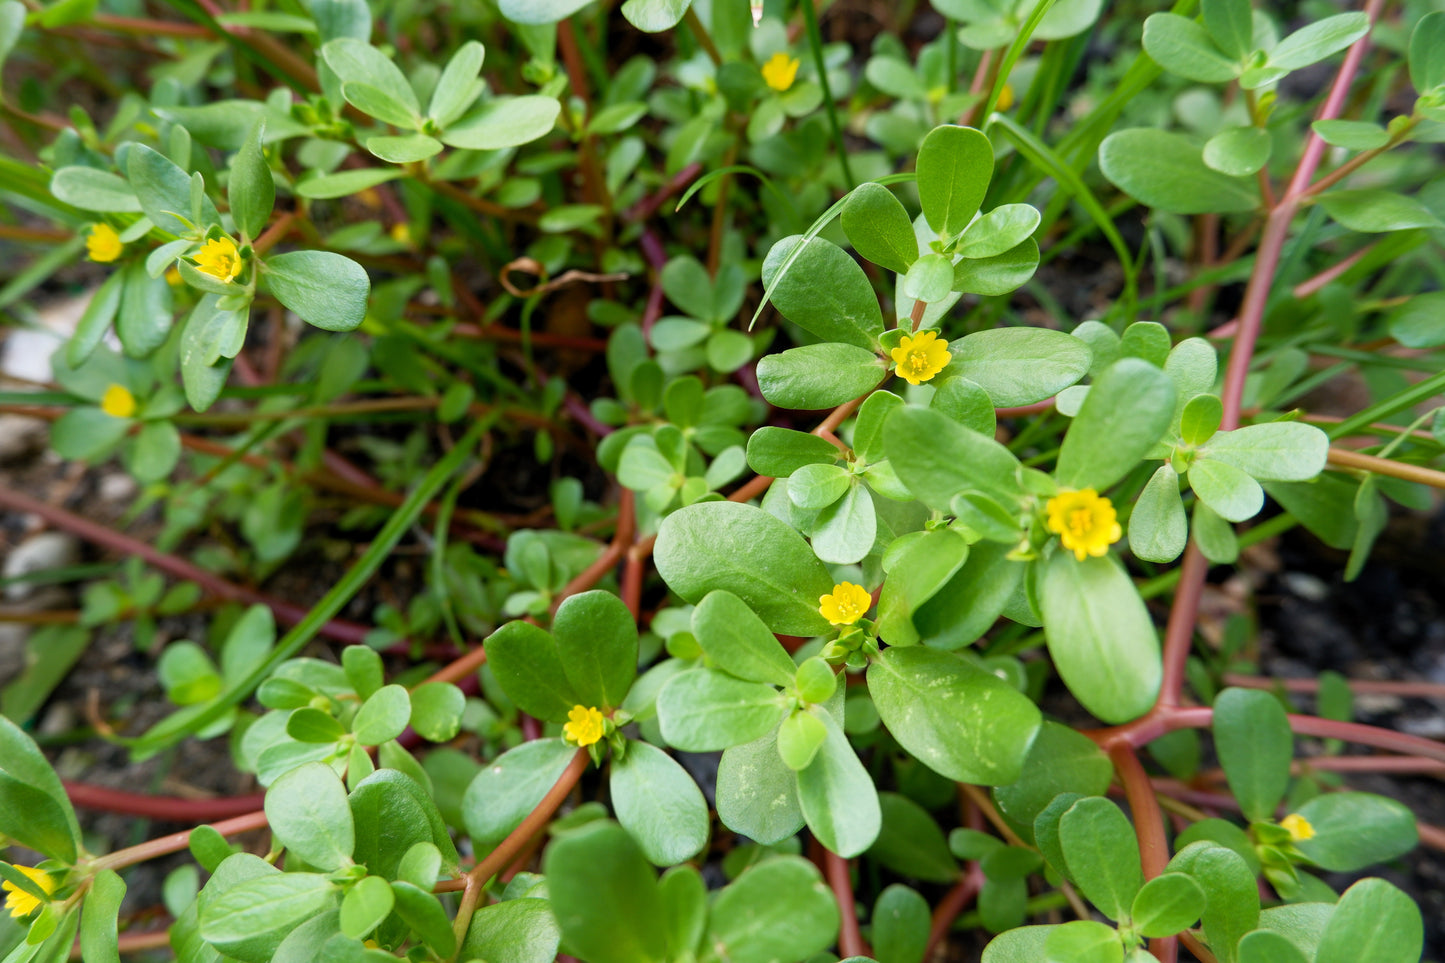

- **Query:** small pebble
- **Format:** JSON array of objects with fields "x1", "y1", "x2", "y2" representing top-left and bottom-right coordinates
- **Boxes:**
[
  {"x1": 3, "y1": 532, "x2": 80, "y2": 601},
  {"x1": 0, "y1": 415, "x2": 47, "y2": 463}
]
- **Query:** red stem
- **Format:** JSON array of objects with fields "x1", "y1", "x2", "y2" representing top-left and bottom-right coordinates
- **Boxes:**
[
  {"x1": 64, "y1": 783, "x2": 265, "y2": 820},
  {"x1": 823, "y1": 849, "x2": 868, "y2": 959}
]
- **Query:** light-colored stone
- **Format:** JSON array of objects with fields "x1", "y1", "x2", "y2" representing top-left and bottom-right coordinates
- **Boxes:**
[
  {"x1": 3, "y1": 532, "x2": 81, "y2": 601},
  {"x1": 0, "y1": 414, "x2": 47, "y2": 463}
]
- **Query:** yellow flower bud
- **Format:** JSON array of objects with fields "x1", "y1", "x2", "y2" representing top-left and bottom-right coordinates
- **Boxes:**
[
  {"x1": 100, "y1": 383, "x2": 137, "y2": 419},
  {"x1": 86, "y1": 223, "x2": 123, "y2": 263}
]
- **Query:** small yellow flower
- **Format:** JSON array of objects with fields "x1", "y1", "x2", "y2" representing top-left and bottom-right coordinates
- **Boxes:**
[
  {"x1": 389, "y1": 222, "x2": 411, "y2": 245},
  {"x1": 1046, "y1": 488, "x2": 1122, "y2": 561},
  {"x1": 1280, "y1": 813, "x2": 1315, "y2": 842},
  {"x1": 100, "y1": 383, "x2": 136, "y2": 419},
  {"x1": 165, "y1": 267, "x2": 183, "y2": 286},
  {"x1": 3, "y1": 866, "x2": 56, "y2": 919},
  {"x1": 890, "y1": 330, "x2": 951, "y2": 386},
  {"x1": 762, "y1": 52, "x2": 800, "y2": 93},
  {"x1": 996, "y1": 83, "x2": 1015, "y2": 112},
  {"x1": 86, "y1": 223, "x2": 123, "y2": 263},
  {"x1": 563, "y1": 705, "x2": 605, "y2": 747},
  {"x1": 819, "y1": 581, "x2": 871, "y2": 626},
  {"x1": 193, "y1": 236, "x2": 242, "y2": 282}
]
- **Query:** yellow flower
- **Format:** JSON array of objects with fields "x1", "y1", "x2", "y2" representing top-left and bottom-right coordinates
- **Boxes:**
[
  {"x1": 86, "y1": 223, "x2": 123, "y2": 263},
  {"x1": 165, "y1": 267, "x2": 183, "y2": 286},
  {"x1": 890, "y1": 330, "x2": 951, "y2": 386},
  {"x1": 1280, "y1": 813, "x2": 1315, "y2": 842},
  {"x1": 193, "y1": 236, "x2": 242, "y2": 282},
  {"x1": 389, "y1": 222, "x2": 411, "y2": 245},
  {"x1": 3, "y1": 866, "x2": 56, "y2": 919},
  {"x1": 819, "y1": 581, "x2": 871, "y2": 626},
  {"x1": 563, "y1": 705, "x2": 605, "y2": 747},
  {"x1": 996, "y1": 83, "x2": 1015, "y2": 112},
  {"x1": 100, "y1": 383, "x2": 136, "y2": 419},
  {"x1": 762, "y1": 52, "x2": 800, "y2": 93},
  {"x1": 1046, "y1": 488, "x2": 1122, "y2": 561}
]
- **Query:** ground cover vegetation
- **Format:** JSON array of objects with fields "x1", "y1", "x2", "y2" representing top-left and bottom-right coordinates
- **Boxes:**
[{"x1": 1, "y1": 0, "x2": 1444, "y2": 960}]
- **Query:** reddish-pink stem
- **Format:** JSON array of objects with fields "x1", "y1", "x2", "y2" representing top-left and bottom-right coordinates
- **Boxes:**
[
  {"x1": 824, "y1": 849, "x2": 868, "y2": 959},
  {"x1": 64, "y1": 783, "x2": 265, "y2": 820}
]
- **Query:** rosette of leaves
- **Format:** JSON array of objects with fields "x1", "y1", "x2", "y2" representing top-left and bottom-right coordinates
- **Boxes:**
[
  {"x1": 1055, "y1": 322, "x2": 1329, "y2": 567},
  {"x1": 861, "y1": 33, "x2": 980, "y2": 155},
  {"x1": 648, "y1": 255, "x2": 760, "y2": 374},
  {"x1": 315, "y1": 38, "x2": 562, "y2": 166},
  {"x1": 497, "y1": 528, "x2": 606, "y2": 619},
  {"x1": 47, "y1": 346, "x2": 184, "y2": 484},
  {"x1": 472, "y1": 591, "x2": 711, "y2": 867},
  {"x1": 735, "y1": 20, "x2": 824, "y2": 143},
  {"x1": 49, "y1": 122, "x2": 371, "y2": 410}
]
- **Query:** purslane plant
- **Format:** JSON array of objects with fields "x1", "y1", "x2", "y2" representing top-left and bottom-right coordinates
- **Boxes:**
[{"x1": 3, "y1": 1, "x2": 1445, "y2": 963}]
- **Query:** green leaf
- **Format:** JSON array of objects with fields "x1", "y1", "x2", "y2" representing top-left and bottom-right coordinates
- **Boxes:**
[
  {"x1": 761, "y1": 236, "x2": 884, "y2": 349},
  {"x1": 1180, "y1": 394, "x2": 1224, "y2": 446},
  {"x1": 1100, "y1": 129, "x2": 1258, "y2": 214},
  {"x1": 483, "y1": 620, "x2": 578, "y2": 723},
  {"x1": 1315, "y1": 879, "x2": 1422, "y2": 963},
  {"x1": 1386, "y1": 290, "x2": 1445, "y2": 348},
  {"x1": 1214, "y1": 687, "x2": 1292, "y2": 823},
  {"x1": 1238, "y1": 931, "x2": 1309, "y2": 963},
  {"x1": 66, "y1": 269, "x2": 125, "y2": 368},
  {"x1": 947, "y1": 327, "x2": 1091, "y2": 407},
  {"x1": 1269, "y1": 12, "x2": 1369, "y2": 70},
  {"x1": 321, "y1": 38, "x2": 418, "y2": 114},
  {"x1": 611, "y1": 740, "x2": 709, "y2": 866},
  {"x1": 462, "y1": 898, "x2": 560, "y2": 963},
  {"x1": 1041, "y1": 553, "x2": 1161, "y2": 724},
  {"x1": 1312, "y1": 119, "x2": 1390, "y2": 151},
  {"x1": 706, "y1": 857, "x2": 839, "y2": 963},
  {"x1": 982, "y1": 925, "x2": 1055, "y2": 963},
  {"x1": 351, "y1": 684, "x2": 410, "y2": 745},
  {"x1": 716, "y1": 728, "x2": 806, "y2": 845},
  {"x1": 0, "y1": 716, "x2": 80, "y2": 862},
  {"x1": 1043, "y1": 920, "x2": 1123, "y2": 963},
  {"x1": 0, "y1": 1, "x2": 27, "y2": 75},
  {"x1": 903, "y1": 253, "x2": 955, "y2": 303},
  {"x1": 867, "y1": 645, "x2": 1041, "y2": 785},
  {"x1": 1142, "y1": 13, "x2": 1241, "y2": 82},
  {"x1": 777, "y1": 709, "x2": 829, "y2": 770},
  {"x1": 128, "y1": 420, "x2": 182, "y2": 483},
  {"x1": 912, "y1": 541, "x2": 1022, "y2": 649},
  {"x1": 992, "y1": 722, "x2": 1113, "y2": 845},
  {"x1": 1202, "y1": 0, "x2": 1253, "y2": 58},
  {"x1": 957, "y1": 204, "x2": 1041, "y2": 259},
  {"x1": 1169, "y1": 842, "x2": 1259, "y2": 962},
  {"x1": 553, "y1": 590, "x2": 637, "y2": 710},
  {"x1": 620, "y1": 0, "x2": 689, "y2": 32},
  {"x1": 916, "y1": 125, "x2": 993, "y2": 237},
  {"x1": 365, "y1": 133, "x2": 442, "y2": 163},
  {"x1": 229, "y1": 121, "x2": 273, "y2": 239},
  {"x1": 1202, "y1": 422, "x2": 1329, "y2": 481},
  {"x1": 876, "y1": 529, "x2": 970, "y2": 648},
  {"x1": 1294, "y1": 792, "x2": 1418, "y2": 871},
  {"x1": 841, "y1": 182, "x2": 918, "y2": 274},
  {"x1": 198, "y1": 873, "x2": 338, "y2": 963},
  {"x1": 116, "y1": 261, "x2": 174, "y2": 359},
  {"x1": 1203, "y1": 126, "x2": 1272, "y2": 177},
  {"x1": 1317, "y1": 188, "x2": 1443, "y2": 233},
  {"x1": 1129, "y1": 465, "x2": 1187, "y2": 563},
  {"x1": 745, "y1": 427, "x2": 840, "y2": 478},
  {"x1": 78, "y1": 869, "x2": 125, "y2": 963},
  {"x1": 1131, "y1": 873, "x2": 1204, "y2": 938},
  {"x1": 789, "y1": 462, "x2": 852, "y2": 510},
  {"x1": 951, "y1": 238, "x2": 1040, "y2": 296},
  {"x1": 1409, "y1": 11, "x2": 1445, "y2": 94},
  {"x1": 795, "y1": 708, "x2": 880, "y2": 857},
  {"x1": 440, "y1": 96, "x2": 561, "y2": 150},
  {"x1": 50, "y1": 167, "x2": 142, "y2": 212},
  {"x1": 1058, "y1": 797, "x2": 1143, "y2": 922},
  {"x1": 408, "y1": 682, "x2": 465, "y2": 742},
  {"x1": 655, "y1": 501, "x2": 834, "y2": 636},
  {"x1": 1057, "y1": 358, "x2": 1176, "y2": 492},
  {"x1": 128, "y1": 143, "x2": 218, "y2": 234},
  {"x1": 691, "y1": 590, "x2": 797, "y2": 687},
  {"x1": 350, "y1": 768, "x2": 458, "y2": 875},
  {"x1": 884, "y1": 406, "x2": 1022, "y2": 510},
  {"x1": 1189, "y1": 457, "x2": 1265, "y2": 523},
  {"x1": 544, "y1": 821, "x2": 669, "y2": 963},
  {"x1": 756, "y1": 343, "x2": 887, "y2": 410},
  {"x1": 461, "y1": 738, "x2": 577, "y2": 847},
  {"x1": 872, "y1": 884, "x2": 930, "y2": 963},
  {"x1": 339, "y1": 876, "x2": 393, "y2": 940},
  {"x1": 868, "y1": 793, "x2": 959, "y2": 883},
  {"x1": 391, "y1": 881, "x2": 455, "y2": 956},
  {"x1": 659, "y1": 866, "x2": 706, "y2": 960},
  {"x1": 497, "y1": 0, "x2": 590, "y2": 23},
  {"x1": 657, "y1": 668, "x2": 787, "y2": 752},
  {"x1": 294, "y1": 168, "x2": 403, "y2": 199},
  {"x1": 428, "y1": 40, "x2": 484, "y2": 124},
  {"x1": 263, "y1": 251, "x2": 369, "y2": 332},
  {"x1": 265, "y1": 762, "x2": 355, "y2": 870},
  {"x1": 810, "y1": 481, "x2": 876, "y2": 564}
]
